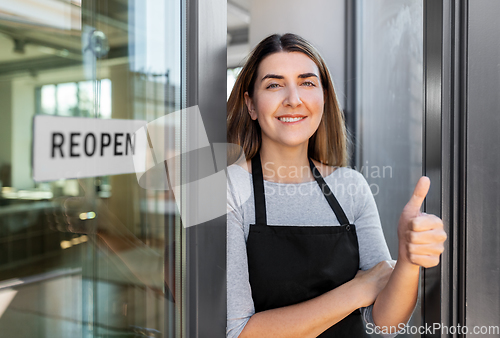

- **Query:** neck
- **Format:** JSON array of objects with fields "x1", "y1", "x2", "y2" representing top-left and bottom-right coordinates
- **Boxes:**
[{"x1": 259, "y1": 140, "x2": 314, "y2": 184}]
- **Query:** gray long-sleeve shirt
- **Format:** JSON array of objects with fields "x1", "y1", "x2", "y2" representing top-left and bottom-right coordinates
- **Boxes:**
[{"x1": 227, "y1": 163, "x2": 414, "y2": 337}]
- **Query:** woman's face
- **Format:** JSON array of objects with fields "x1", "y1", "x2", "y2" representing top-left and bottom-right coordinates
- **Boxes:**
[{"x1": 244, "y1": 51, "x2": 324, "y2": 150}]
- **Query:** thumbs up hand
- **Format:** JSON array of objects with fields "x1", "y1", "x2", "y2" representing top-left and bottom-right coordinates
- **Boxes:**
[{"x1": 397, "y1": 177, "x2": 447, "y2": 268}]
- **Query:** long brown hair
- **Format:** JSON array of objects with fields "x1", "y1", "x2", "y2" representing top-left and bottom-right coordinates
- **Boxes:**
[{"x1": 227, "y1": 33, "x2": 348, "y2": 167}]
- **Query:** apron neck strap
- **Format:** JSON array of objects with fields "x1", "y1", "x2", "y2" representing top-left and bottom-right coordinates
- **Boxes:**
[
  {"x1": 251, "y1": 151, "x2": 351, "y2": 226},
  {"x1": 308, "y1": 158, "x2": 351, "y2": 226},
  {"x1": 251, "y1": 151, "x2": 268, "y2": 225}
]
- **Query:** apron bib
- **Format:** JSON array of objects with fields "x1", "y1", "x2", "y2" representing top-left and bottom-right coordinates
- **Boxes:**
[{"x1": 246, "y1": 152, "x2": 369, "y2": 337}]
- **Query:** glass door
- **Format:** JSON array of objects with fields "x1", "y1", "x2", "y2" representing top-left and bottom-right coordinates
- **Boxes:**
[{"x1": 0, "y1": 0, "x2": 184, "y2": 337}]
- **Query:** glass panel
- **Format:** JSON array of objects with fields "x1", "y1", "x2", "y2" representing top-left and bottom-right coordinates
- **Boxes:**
[
  {"x1": 0, "y1": 0, "x2": 184, "y2": 337},
  {"x1": 356, "y1": 0, "x2": 423, "y2": 336}
]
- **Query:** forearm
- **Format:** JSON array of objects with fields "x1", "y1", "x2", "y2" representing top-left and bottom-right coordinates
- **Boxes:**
[
  {"x1": 372, "y1": 175, "x2": 446, "y2": 332},
  {"x1": 372, "y1": 259, "x2": 420, "y2": 332},
  {"x1": 239, "y1": 279, "x2": 366, "y2": 338}
]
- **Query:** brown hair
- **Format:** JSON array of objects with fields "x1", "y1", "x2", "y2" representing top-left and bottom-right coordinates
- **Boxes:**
[{"x1": 227, "y1": 33, "x2": 348, "y2": 167}]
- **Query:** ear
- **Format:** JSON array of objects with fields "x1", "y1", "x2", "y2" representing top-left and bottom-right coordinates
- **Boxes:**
[{"x1": 244, "y1": 92, "x2": 257, "y2": 120}]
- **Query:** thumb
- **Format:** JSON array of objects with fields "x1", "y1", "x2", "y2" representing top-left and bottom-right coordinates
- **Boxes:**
[{"x1": 404, "y1": 176, "x2": 430, "y2": 216}]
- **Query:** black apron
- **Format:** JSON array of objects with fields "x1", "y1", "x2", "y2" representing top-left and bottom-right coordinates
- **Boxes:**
[{"x1": 246, "y1": 152, "x2": 369, "y2": 337}]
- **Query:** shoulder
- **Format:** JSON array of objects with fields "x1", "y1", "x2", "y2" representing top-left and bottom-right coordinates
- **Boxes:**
[
  {"x1": 227, "y1": 162, "x2": 251, "y2": 182},
  {"x1": 325, "y1": 167, "x2": 374, "y2": 207},
  {"x1": 311, "y1": 159, "x2": 337, "y2": 178},
  {"x1": 227, "y1": 163, "x2": 253, "y2": 205},
  {"x1": 328, "y1": 166, "x2": 368, "y2": 184}
]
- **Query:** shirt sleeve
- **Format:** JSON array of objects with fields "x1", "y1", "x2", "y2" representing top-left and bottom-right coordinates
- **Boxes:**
[
  {"x1": 352, "y1": 170, "x2": 416, "y2": 337},
  {"x1": 226, "y1": 174, "x2": 255, "y2": 338},
  {"x1": 361, "y1": 303, "x2": 418, "y2": 338}
]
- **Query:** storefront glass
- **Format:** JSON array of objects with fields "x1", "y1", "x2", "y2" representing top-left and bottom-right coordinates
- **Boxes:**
[{"x1": 0, "y1": 0, "x2": 184, "y2": 337}]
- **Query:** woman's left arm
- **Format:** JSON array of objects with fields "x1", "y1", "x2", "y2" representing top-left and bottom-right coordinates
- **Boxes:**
[{"x1": 371, "y1": 177, "x2": 447, "y2": 333}]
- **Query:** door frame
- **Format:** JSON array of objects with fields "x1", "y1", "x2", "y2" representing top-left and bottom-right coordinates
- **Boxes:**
[
  {"x1": 422, "y1": 0, "x2": 468, "y2": 336},
  {"x1": 183, "y1": 0, "x2": 227, "y2": 337}
]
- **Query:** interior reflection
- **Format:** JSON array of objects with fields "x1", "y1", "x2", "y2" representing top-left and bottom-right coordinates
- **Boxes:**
[{"x1": 0, "y1": 0, "x2": 181, "y2": 337}]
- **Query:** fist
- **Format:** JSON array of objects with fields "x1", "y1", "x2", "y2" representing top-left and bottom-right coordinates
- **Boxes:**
[{"x1": 397, "y1": 177, "x2": 447, "y2": 268}]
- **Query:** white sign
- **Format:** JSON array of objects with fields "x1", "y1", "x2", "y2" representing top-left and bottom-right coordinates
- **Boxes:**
[{"x1": 32, "y1": 115, "x2": 147, "y2": 182}]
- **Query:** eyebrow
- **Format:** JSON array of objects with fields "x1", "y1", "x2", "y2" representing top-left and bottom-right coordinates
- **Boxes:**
[{"x1": 260, "y1": 73, "x2": 318, "y2": 82}]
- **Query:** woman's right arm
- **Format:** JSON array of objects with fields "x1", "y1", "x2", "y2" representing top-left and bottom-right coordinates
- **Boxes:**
[{"x1": 238, "y1": 261, "x2": 394, "y2": 338}]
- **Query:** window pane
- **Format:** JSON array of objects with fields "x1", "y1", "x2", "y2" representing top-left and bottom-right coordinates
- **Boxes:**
[
  {"x1": 227, "y1": 67, "x2": 242, "y2": 100},
  {"x1": 41, "y1": 85, "x2": 56, "y2": 115},
  {"x1": 56, "y1": 82, "x2": 78, "y2": 116},
  {"x1": 0, "y1": 0, "x2": 184, "y2": 336}
]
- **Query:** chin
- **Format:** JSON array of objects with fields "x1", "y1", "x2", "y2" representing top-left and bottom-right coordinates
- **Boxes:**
[
  {"x1": 277, "y1": 138, "x2": 310, "y2": 148},
  {"x1": 262, "y1": 133, "x2": 314, "y2": 149}
]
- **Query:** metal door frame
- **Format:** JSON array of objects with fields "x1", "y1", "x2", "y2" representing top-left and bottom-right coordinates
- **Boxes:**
[
  {"x1": 182, "y1": 0, "x2": 227, "y2": 336},
  {"x1": 422, "y1": 0, "x2": 468, "y2": 336},
  {"x1": 345, "y1": 0, "x2": 470, "y2": 336}
]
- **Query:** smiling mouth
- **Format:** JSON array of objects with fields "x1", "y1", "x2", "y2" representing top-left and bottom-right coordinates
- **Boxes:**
[{"x1": 277, "y1": 116, "x2": 306, "y2": 123}]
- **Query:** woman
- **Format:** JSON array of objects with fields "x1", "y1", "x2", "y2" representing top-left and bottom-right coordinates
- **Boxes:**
[{"x1": 226, "y1": 33, "x2": 446, "y2": 337}]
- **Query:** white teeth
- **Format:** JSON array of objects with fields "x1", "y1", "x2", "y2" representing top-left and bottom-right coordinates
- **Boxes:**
[{"x1": 278, "y1": 116, "x2": 305, "y2": 123}]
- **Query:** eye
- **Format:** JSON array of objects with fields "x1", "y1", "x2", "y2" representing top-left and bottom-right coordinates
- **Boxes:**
[
  {"x1": 302, "y1": 81, "x2": 316, "y2": 87},
  {"x1": 266, "y1": 83, "x2": 280, "y2": 89}
]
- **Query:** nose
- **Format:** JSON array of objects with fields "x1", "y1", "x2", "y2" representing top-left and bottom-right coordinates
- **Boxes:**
[{"x1": 283, "y1": 84, "x2": 302, "y2": 108}]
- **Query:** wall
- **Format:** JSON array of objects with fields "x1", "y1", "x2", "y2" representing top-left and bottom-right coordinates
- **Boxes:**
[{"x1": 249, "y1": 0, "x2": 346, "y2": 108}]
